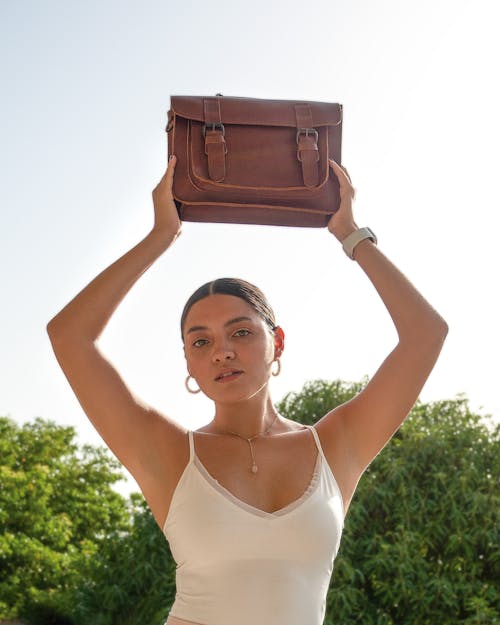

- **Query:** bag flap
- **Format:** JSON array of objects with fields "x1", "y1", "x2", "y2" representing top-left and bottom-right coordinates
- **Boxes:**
[{"x1": 170, "y1": 95, "x2": 342, "y2": 128}]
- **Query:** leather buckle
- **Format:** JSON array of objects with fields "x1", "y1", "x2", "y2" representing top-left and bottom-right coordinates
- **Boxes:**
[
  {"x1": 202, "y1": 122, "x2": 225, "y2": 138},
  {"x1": 296, "y1": 127, "x2": 318, "y2": 144}
]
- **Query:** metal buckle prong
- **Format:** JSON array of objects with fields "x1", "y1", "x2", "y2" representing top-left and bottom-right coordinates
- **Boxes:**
[
  {"x1": 202, "y1": 122, "x2": 225, "y2": 138},
  {"x1": 296, "y1": 127, "x2": 319, "y2": 144}
]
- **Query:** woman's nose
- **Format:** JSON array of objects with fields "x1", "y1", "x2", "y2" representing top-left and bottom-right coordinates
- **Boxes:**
[{"x1": 212, "y1": 346, "x2": 236, "y2": 363}]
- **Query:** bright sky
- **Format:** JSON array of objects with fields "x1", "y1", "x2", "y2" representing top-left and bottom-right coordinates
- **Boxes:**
[{"x1": 1, "y1": 0, "x2": 498, "y2": 495}]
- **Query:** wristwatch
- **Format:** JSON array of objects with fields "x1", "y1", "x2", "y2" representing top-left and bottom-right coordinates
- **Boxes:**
[{"x1": 342, "y1": 227, "x2": 377, "y2": 260}]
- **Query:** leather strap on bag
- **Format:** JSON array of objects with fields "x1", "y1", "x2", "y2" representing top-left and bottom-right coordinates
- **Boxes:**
[
  {"x1": 203, "y1": 98, "x2": 227, "y2": 182},
  {"x1": 294, "y1": 103, "x2": 320, "y2": 188}
]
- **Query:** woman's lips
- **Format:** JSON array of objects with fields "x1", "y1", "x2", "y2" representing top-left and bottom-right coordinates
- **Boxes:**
[{"x1": 215, "y1": 370, "x2": 243, "y2": 383}]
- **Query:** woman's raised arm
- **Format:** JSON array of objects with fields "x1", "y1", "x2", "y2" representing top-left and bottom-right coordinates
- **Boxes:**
[
  {"x1": 47, "y1": 155, "x2": 185, "y2": 487},
  {"x1": 315, "y1": 160, "x2": 448, "y2": 513}
]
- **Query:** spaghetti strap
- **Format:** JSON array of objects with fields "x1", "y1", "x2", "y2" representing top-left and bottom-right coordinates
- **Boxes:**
[
  {"x1": 306, "y1": 424, "x2": 326, "y2": 459},
  {"x1": 187, "y1": 430, "x2": 195, "y2": 463}
]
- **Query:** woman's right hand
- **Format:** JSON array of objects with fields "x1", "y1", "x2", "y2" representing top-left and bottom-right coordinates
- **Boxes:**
[{"x1": 151, "y1": 155, "x2": 182, "y2": 241}]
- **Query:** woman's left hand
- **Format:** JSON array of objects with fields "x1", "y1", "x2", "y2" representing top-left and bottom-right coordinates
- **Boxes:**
[{"x1": 327, "y1": 159, "x2": 358, "y2": 242}]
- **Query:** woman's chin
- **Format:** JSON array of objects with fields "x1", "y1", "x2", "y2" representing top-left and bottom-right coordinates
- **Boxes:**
[{"x1": 203, "y1": 379, "x2": 270, "y2": 404}]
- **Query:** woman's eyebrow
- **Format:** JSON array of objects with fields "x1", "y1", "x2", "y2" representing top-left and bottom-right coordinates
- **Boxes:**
[{"x1": 185, "y1": 316, "x2": 253, "y2": 335}]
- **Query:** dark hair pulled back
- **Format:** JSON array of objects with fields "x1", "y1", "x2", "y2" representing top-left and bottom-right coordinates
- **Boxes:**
[{"x1": 181, "y1": 278, "x2": 277, "y2": 340}]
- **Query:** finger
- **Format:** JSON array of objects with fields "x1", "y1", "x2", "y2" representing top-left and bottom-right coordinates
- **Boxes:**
[
  {"x1": 167, "y1": 154, "x2": 176, "y2": 169},
  {"x1": 329, "y1": 158, "x2": 352, "y2": 178},
  {"x1": 328, "y1": 158, "x2": 347, "y2": 175},
  {"x1": 329, "y1": 159, "x2": 352, "y2": 185},
  {"x1": 162, "y1": 155, "x2": 177, "y2": 181},
  {"x1": 342, "y1": 166, "x2": 352, "y2": 183},
  {"x1": 153, "y1": 158, "x2": 176, "y2": 194}
]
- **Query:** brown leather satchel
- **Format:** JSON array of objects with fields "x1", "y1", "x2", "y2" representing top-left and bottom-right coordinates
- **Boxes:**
[{"x1": 166, "y1": 94, "x2": 343, "y2": 227}]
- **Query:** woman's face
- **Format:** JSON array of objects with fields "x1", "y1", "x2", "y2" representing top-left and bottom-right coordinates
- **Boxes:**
[{"x1": 182, "y1": 294, "x2": 284, "y2": 402}]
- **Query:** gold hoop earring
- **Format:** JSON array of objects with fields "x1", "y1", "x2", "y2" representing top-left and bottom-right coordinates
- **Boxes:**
[
  {"x1": 271, "y1": 358, "x2": 281, "y2": 377},
  {"x1": 185, "y1": 375, "x2": 202, "y2": 394}
]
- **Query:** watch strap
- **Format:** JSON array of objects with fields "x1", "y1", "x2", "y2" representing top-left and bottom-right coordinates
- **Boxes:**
[{"x1": 342, "y1": 227, "x2": 377, "y2": 259}]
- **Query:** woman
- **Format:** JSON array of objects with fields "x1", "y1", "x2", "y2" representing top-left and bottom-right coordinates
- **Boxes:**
[{"x1": 47, "y1": 155, "x2": 448, "y2": 625}]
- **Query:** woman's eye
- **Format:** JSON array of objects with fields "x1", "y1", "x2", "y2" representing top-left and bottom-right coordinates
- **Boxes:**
[
  {"x1": 193, "y1": 338, "x2": 209, "y2": 348},
  {"x1": 233, "y1": 329, "x2": 251, "y2": 337}
]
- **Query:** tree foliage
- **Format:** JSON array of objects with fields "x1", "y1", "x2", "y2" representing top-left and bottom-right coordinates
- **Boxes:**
[
  {"x1": 278, "y1": 380, "x2": 500, "y2": 625},
  {"x1": 69, "y1": 494, "x2": 176, "y2": 625},
  {"x1": 1, "y1": 380, "x2": 498, "y2": 624},
  {"x1": 0, "y1": 417, "x2": 130, "y2": 621}
]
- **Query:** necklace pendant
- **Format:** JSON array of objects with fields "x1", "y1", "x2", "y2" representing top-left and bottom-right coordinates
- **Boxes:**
[{"x1": 251, "y1": 464, "x2": 258, "y2": 474}]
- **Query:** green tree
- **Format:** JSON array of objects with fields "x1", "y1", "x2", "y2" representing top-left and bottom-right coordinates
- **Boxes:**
[
  {"x1": 69, "y1": 494, "x2": 176, "y2": 625},
  {"x1": 278, "y1": 380, "x2": 500, "y2": 625},
  {"x1": 0, "y1": 417, "x2": 130, "y2": 622}
]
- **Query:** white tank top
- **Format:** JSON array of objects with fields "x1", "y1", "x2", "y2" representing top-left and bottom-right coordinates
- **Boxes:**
[{"x1": 163, "y1": 425, "x2": 344, "y2": 625}]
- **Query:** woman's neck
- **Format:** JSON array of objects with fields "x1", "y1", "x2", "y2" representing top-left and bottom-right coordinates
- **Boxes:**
[{"x1": 211, "y1": 394, "x2": 280, "y2": 439}]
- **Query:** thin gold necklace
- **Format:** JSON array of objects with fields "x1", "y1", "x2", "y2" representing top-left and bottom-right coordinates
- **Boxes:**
[{"x1": 215, "y1": 413, "x2": 279, "y2": 475}]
